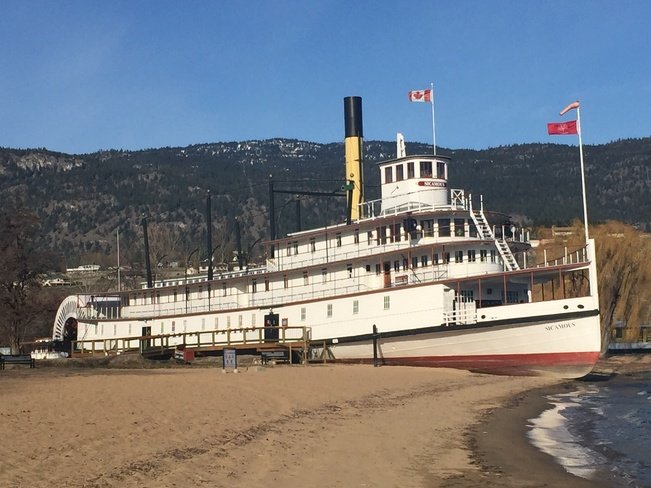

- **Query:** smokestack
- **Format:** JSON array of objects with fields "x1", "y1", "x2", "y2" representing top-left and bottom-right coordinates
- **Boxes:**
[
  {"x1": 142, "y1": 217, "x2": 153, "y2": 288},
  {"x1": 344, "y1": 96, "x2": 364, "y2": 222}
]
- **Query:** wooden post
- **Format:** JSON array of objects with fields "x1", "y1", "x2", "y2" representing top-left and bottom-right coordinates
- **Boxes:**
[{"x1": 372, "y1": 324, "x2": 379, "y2": 367}]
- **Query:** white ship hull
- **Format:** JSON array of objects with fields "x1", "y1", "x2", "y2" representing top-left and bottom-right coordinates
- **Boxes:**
[{"x1": 321, "y1": 312, "x2": 600, "y2": 377}]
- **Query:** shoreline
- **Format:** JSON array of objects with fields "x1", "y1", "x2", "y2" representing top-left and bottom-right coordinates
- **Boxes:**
[
  {"x1": 1, "y1": 356, "x2": 648, "y2": 487},
  {"x1": 463, "y1": 353, "x2": 651, "y2": 488}
]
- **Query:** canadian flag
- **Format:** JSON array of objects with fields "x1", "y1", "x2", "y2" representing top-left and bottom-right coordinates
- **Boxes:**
[{"x1": 408, "y1": 89, "x2": 432, "y2": 102}]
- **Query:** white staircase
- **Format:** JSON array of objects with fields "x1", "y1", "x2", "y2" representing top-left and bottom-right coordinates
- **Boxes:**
[{"x1": 468, "y1": 195, "x2": 520, "y2": 271}]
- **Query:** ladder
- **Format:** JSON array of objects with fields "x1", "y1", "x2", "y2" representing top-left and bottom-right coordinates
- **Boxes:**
[{"x1": 468, "y1": 195, "x2": 520, "y2": 271}]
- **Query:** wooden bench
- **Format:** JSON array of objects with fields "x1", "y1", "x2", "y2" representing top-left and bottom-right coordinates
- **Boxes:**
[{"x1": 0, "y1": 355, "x2": 35, "y2": 370}]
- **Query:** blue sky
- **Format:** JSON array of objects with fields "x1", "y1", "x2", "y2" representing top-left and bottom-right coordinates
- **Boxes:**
[{"x1": 1, "y1": 0, "x2": 649, "y2": 154}]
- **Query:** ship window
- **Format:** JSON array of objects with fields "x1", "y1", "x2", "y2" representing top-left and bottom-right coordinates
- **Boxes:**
[
  {"x1": 421, "y1": 255, "x2": 429, "y2": 266},
  {"x1": 354, "y1": 229, "x2": 359, "y2": 244},
  {"x1": 438, "y1": 218, "x2": 451, "y2": 237},
  {"x1": 286, "y1": 243, "x2": 291, "y2": 256},
  {"x1": 293, "y1": 241, "x2": 299, "y2": 255},
  {"x1": 394, "y1": 260, "x2": 400, "y2": 272},
  {"x1": 322, "y1": 269, "x2": 328, "y2": 283},
  {"x1": 433, "y1": 253, "x2": 439, "y2": 264},
  {"x1": 172, "y1": 321, "x2": 176, "y2": 332},
  {"x1": 468, "y1": 250, "x2": 476, "y2": 262},
  {"x1": 336, "y1": 233, "x2": 342, "y2": 247},
  {"x1": 384, "y1": 296, "x2": 390, "y2": 310},
  {"x1": 327, "y1": 303, "x2": 333, "y2": 318},
  {"x1": 365, "y1": 264, "x2": 371, "y2": 273},
  {"x1": 491, "y1": 250, "x2": 497, "y2": 263},
  {"x1": 301, "y1": 307, "x2": 306, "y2": 321},
  {"x1": 437, "y1": 161, "x2": 446, "y2": 179},
  {"x1": 252, "y1": 279, "x2": 257, "y2": 293},
  {"x1": 420, "y1": 161, "x2": 432, "y2": 178},
  {"x1": 173, "y1": 291, "x2": 177, "y2": 302},
  {"x1": 444, "y1": 252, "x2": 450, "y2": 263},
  {"x1": 454, "y1": 219, "x2": 465, "y2": 237},
  {"x1": 265, "y1": 278, "x2": 270, "y2": 291},
  {"x1": 347, "y1": 264, "x2": 353, "y2": 278},
  {"x1": 310, "y1": 237, "x2": 316, "y2": 253},
  {"x1": 402, "y1": 258, "x2": 408, "y2": 270},
  {"x1": 375, "y1": 264, "x2": 381, "y2": 275},
  {"x1": 420, "y1": 219, "x2": 434, "y2": 237},
  {"x1": 384, "y1": 166, "x2": 393, "y2": 183},
  {"x1": 353, "y1": 300, "x2": 359, "y2": 314},
  {"x1": 480, "y1": 249, "x2": 488, "y2": 262},
  {"x1": 468, "y1": 219, "x2": 478, "y2": 237},
  {"x1": 455, "y1": 251, "x2": 464, "y2": 263},
  {"x1": 407, "y1": 162, "x2": 415, "y2": 178},
  {"x1": 284, "y1": 274, "x2": 289, "y2": 288},
  {"x1": 303, "y1": 271, "x2": 309, "y2": 285},
  {"x1": 412, "y1": 257, "x2": 418, "y2": 268},
  {"x1": 395, "y1": 164, "x2": 404, "y2": 181},
  {"x1": 222, "y1": 283, "x2": 227, "y2": 296}
]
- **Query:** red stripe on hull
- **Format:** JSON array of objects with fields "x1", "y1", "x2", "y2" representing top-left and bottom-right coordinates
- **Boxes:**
[{"x1": 341, "y1": 351, "x2": 600, "y2": 378}]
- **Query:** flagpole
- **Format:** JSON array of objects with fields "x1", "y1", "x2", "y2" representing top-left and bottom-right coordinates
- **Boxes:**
[
  {"x1": 430, "y1": 82, "x2": 436, "y2": 155},
  {"x1": 576, "y1": 106, "x2": 589, "y2": 244}
]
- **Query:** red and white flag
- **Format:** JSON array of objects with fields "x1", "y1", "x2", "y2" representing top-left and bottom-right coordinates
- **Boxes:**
[
  {"x1": 408, "y1": 89, "x2": 432, "y2": 103},
  {"x1": 547, "y1": 120, "x2": 578, "y2": 135},
  {"x1": 560, "y1": 101, "x2": 580, "y2": 115}
]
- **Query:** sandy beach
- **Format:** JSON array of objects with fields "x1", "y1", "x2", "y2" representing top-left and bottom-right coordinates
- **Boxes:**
[{"x1": 0, "y1": 362, "x2": 614, "y2": 488}]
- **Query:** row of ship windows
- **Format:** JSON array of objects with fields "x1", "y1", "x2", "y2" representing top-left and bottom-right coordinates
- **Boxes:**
[
  {"x1": 128, "y1": 249, "x2": 499, "y2": 305},
  {"x1": 383, "y1": 160, "x2": 447, "y2": 184},
  {"x1": 284, "y1": 219, "x2": 480, "y2": 256}
]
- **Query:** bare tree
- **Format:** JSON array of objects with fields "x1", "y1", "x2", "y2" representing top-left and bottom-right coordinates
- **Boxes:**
[{"x1": 0, "y1": 206, "x2": 54, "y2": 353}]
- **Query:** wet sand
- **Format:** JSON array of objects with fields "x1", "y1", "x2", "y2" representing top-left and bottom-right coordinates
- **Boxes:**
[{"x1": 0, "y1": 362, "x2": 619, "y2": 487}]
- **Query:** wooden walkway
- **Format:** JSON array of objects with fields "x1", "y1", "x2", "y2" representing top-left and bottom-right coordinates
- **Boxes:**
[{"x1": 70, "y1": 326, "x2": 311, "y2": 364}]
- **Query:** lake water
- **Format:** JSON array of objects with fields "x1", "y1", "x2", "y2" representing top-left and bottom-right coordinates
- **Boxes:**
[{"x1": 528, "y1": 372, "x2": 651, "y2": 487}]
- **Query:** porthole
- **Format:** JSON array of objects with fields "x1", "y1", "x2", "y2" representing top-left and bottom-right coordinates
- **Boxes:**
[
  {"x1": 578, "y1": 304, "x2": 585, "y2": 309},
  {"x1": 563, "y1": 305, "x2": 569, "y2": 310}
]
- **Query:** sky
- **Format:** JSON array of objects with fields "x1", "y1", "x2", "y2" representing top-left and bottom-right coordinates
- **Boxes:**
[{"x1": 1, "y1": 0, "x2": 650, "y2": 154}]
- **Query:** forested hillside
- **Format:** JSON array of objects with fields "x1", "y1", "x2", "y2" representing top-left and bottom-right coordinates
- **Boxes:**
[{"x1": 1, "y1": 136, "x2": 650, "y2": 268}]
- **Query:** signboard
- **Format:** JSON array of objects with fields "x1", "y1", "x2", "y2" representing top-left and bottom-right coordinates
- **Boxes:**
[{"x1": 223, "y1": 348, "x2": 237, "y2": 371}]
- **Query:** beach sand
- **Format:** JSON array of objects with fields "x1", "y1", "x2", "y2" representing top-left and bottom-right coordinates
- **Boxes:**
[{"x1": 0, "y1": 362, "x2": 609, "y2": 487}]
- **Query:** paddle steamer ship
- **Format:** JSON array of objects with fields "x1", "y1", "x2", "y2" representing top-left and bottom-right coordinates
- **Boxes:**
[{"x1": 52, "y1": 97, "x2": 601, "y2": 377}]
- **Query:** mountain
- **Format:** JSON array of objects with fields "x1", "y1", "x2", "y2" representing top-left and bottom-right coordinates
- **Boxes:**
[{"x1": 1, "y1": 137, "x2": 650, "y2": 268}]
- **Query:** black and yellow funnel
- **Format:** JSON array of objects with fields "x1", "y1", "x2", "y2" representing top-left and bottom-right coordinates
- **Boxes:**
[{"x1": 344, "y1": 96, "x2": 364, "y2": 222}]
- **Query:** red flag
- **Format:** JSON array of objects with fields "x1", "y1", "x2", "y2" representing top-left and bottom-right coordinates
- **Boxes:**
[
  {"x1": 408, "y1": 89, "x2": 432, "y2": 102},
  {"x1": 547, "y1": 120, "x2": 578, "y2": 135},
  {"x1": 560, "y1": 101, "x2": 580, "y2": 116}
]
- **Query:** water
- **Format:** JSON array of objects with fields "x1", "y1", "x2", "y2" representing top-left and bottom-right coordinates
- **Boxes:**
[{"x1": 528, "y1": 372, "x2": 651, "y2": 487}]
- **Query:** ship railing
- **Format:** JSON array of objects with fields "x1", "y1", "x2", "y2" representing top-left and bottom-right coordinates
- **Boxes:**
[
  {"x1": 71, "y1": 325, "x2": 311, "y2": 357},
  {"x1": 533, "y1": 245, "x2": 588, "y2": 269},
  {"x1": 442, "y1": 306, "x2": 477, "y2": 326},
  {"x1": 248, "y1": 282, "x2": 372, "y2": 308},
  {"x1": 358, "y1": 189, "x2": 469, "y2": 220},
  {"x1": 121, "y1": 300, "x2": 240, "y2": 319}
]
